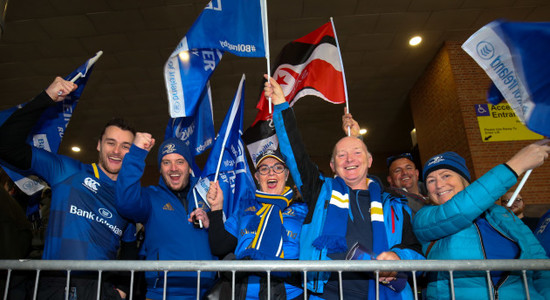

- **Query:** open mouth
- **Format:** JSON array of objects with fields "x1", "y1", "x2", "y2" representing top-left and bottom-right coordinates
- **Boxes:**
[
  {"x1": 267, "y1": 179, "x2": 278, "y2": 189},
  {"x1": 169, "y1": 173, "x2": 181, "y2": 183},
  {"x1": 345, "y1": 166, "x2": 358, "y2": 170}
]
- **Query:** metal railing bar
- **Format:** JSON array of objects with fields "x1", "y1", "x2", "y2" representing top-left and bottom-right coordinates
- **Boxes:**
[{"x1": 2, "y1": 259, "x2": 548, "y2": 272}]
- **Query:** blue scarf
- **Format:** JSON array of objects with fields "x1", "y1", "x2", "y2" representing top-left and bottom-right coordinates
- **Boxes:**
[
  {"x1": 237, "y1": 187, "x2": 293, "y2": 260},
  {"x1": 314, "y1": 177, "x2": 401, "y2": 299}
]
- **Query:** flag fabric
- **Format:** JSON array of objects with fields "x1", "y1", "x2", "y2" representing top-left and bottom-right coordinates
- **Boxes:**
[
  {"x1": 242, "y1": 119, "x2": 279, "y2": 168},
  {"x1": 253, "y1": 21, "x2": 346, "y2": 124},
  {"x1": 462, "y1": 20, "x2": 550, "y2": 136},
  {"x1": 0, "y1": 53, "x2": 100, "y2": 195},
  {"x1": 164, "y1": 0, "x2": 267, "y2": 118},
  {"x1": 194, "y1": 75, "x2": 256, "y2": 218},
  {"x1": 164, "y1": 82, "x2": 215, "y2": 176}
]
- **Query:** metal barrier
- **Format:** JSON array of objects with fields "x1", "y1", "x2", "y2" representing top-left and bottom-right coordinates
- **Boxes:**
[{"x1": 2, "y1": 259, "x2": 550, "y2": 300}]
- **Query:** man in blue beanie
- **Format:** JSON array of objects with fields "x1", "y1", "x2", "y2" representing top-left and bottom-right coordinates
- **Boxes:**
[{"x1": 116, "y1": 133, "x2": 216, "y2": 299}]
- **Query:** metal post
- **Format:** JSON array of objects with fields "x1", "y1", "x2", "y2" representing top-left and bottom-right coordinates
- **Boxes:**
[
  {"x1": 163, "y1": 270, "x2": 168, "y2": 300},
  {"x1": 485, "y1": 270, "x2": 494, "y2": 300},
  {"x1": 129, "y1": 270, "x2": 134, "y2": 300},
  {"x1": 522, "y1": 270, "x2": 531, "y2": 300},
  {"x1": 96, "y1": 270, "x2": 102, "y2": 300},
  {"x1": 196, "y1": 270, "x2": 201, "y2": 300},
  {"x1": 449, "y1": 271, "x2": 455, "y2": 300},
  {"x1": 303, "y1": 270, "x2": 307, "y2": 300},
  {"x1": 3, "y1": 269, "x2": 11, "y2": 300},
  {"x1": 32, "y1": 269, "x2": 40, "y2": 300},
  {"x1": 65, "y1": 270, "x2": 71, "y2": 300},
  {"x1": 412, "y1": 270, "x2": 418, "y2": 300}
]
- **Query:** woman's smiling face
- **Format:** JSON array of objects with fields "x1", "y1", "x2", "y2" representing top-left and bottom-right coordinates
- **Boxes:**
[{"x1": 426, "y1": 169, "x2": 467, "y2": 205}]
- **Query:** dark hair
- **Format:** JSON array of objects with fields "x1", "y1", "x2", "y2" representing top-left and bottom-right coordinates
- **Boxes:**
[{"x1": 98, "y1": 117, "x2": 136, "y2": 142}]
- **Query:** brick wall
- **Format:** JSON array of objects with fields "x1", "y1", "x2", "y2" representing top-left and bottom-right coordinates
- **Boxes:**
[{"x1": 410, "y1": 41, "x2": 550, "y2": 211}]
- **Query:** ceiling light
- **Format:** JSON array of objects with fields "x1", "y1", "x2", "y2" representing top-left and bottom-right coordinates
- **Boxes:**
[
  {"x1": 71, "y1": 146, "x2": 81, "y2": 152},
  {"x1": 178, "y1": 51, "x2": 190, "y2": 61},
  {"x1": 409, "y1": 36, "x2": 422, "y2": 46},
  {"x1": 359, "y1": 128, "x2": 367, "y2": 135}
]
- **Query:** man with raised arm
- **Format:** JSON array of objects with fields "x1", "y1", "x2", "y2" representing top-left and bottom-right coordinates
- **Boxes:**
[
  {"x1": 0, "y1": 76, "x2": 137, "y2": 299},
  {"x1": 265, "y1": 76, "x2": 424, "y2": 300},
  {"x1": 116, "y1": 134, "x2": 216, "y2": 299}
]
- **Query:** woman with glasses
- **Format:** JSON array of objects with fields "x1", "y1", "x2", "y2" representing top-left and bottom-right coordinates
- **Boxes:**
[
  {"x1": 206, "y1": 149, "x2": 307, "y2": 299},
  {"x1": 413, "y1": 141, "x2": 550, "y2": 300}
]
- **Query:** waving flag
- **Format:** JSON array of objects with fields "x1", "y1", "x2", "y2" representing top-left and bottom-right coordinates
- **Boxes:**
[
  {"x1": 165, "y1": 83, "x2": 215, "y2": 176},
  {"x1": 462, "y1": 20, "x2": 550, "y2": 136},
  {"x1": 194, "y1": 75, "x2": 256, "y2": 218},
  {"x1": 253, "y1": 21, "x2": 346, "y2": 124},
  {"x1": 0, "y1": 52, "x2": 101, "y2": 195},
  {"x1": 164, "y1": 0, "x2": 268, "y2": 118}
]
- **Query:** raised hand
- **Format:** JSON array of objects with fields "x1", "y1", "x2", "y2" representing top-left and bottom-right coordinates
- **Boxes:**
[
  {"x1": 263, "y1": 74, "x2": 286, "y2": 105},
  {"x1": 133, "y1": 132, "x2": 155, "y2": 152},
  {"x1": 45, "y1": 76, "x2": 78, "y2": 102},
  {"x1": 207, "y1": 181, "x2": 224, "y2": 211},
  {"x1": 506, "y1": 139, "x2": 550, "y2": 176}
]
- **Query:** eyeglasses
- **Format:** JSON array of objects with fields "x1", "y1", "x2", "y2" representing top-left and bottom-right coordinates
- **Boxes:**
[
  {"x1": 502, "y1": 198, "x2": 523, "y2": 204},
  {"x1": 386, "y1": 153, "x2": 414, "y2": 167},
  {"x1": 257, "y1": 163, "x2": 286, "y2": 175}
]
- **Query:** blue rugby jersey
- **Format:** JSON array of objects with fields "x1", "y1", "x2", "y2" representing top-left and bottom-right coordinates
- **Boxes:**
[{"x1": 31, "y1": 147, "x2": 133, "y2": 260}]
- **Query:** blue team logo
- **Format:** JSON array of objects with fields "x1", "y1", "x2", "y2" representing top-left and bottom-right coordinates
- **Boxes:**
[
  {"x1": 98, "y1": 208, "x2": 113, "y2": 219},
  {"x1": 476, "y1": 41, "x2": 495, "y2": 60}
]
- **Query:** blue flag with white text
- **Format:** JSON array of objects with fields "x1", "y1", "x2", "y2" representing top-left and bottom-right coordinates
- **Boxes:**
[
  {"x1": 0, "y1": 53, "x2": 100, "y2": 195},
  {"x1": 165, "y1": 83, "x2": 215, "y2": 176},
  {"x1": 193, "y1": 75, "x2": 256, "y2": 218},
  {"x1": 164, "y1": 0, "x2": 267, "y2": 118},
  {"x1": 462, "y1": 20, "x2": 550, "y2": 136}
]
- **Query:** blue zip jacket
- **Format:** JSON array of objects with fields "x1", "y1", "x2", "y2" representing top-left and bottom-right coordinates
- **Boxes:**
[
  {"x1": 116, "y1": 145, "x2": 216, "y2": 300},
  {"x1": 413, "y1": 164, "x2": 550, "y2": 300},
  {"x1": 273, "y1": 102, "x2": 424, "y2": 298}
]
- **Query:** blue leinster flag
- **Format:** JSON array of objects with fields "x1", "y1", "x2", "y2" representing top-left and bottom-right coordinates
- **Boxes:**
[
  {"x1": 463, "y1": 20, "x2": 550, "y2": 136},
  {"x1": 164, "y1": 0, "x2": 267, "y2": 118},
  {"x1": 165, "y1": 83, "x2": 215, "y2": 176},
  {"x1": 194, "y1": 75, "x2": 256, "y2": 218},
  {"x1": 0, "y1": 52, "x2": 101, "y2": 195}
]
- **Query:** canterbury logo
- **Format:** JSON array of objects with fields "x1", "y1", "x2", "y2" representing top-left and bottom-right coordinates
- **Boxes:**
[
  {"x1": 83, "y1": 177, "x2": 100, "y2": 193},
  {"x1": 163, "y1": 203, "x2": 174, "y2": 211},
  {"x1": 162, "y1": 144, "x2": 177, "y2": 155}
]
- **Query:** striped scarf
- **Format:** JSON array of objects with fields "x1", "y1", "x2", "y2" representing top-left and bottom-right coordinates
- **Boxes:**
[
  {"x1": 237, "y1": 186, "x2": 293, "y2": 260},
  {"x1": 312, "y1": 177, "x2": 389, "y2": 255}
]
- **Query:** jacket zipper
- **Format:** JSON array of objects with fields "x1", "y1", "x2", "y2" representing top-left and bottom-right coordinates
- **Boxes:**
[{"x1": 474, "y1": 220, "x2": 513, "y2": 300}]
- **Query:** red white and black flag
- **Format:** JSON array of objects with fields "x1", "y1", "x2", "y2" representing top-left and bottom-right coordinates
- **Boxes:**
[{"x1": 253, "y1": 21, "x2": 346, "y2": 124}]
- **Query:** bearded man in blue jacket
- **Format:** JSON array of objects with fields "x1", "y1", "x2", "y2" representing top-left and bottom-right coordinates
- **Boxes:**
[
  {"x1": 116, "y1": 133, "x2": 215, "y2": 300},
  {"x1": 264, "y1": 76, "x2": 425, "y2": 300}
]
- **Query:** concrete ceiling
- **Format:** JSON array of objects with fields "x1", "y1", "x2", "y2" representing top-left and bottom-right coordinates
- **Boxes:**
[{"x1": 0, "y1": 0, "x2": 548, "y2": 179}]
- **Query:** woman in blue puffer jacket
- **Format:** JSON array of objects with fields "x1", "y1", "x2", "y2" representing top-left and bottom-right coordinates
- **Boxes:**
[{"x1": 413, "y1": 141, "x2": 550, "y2": 300}]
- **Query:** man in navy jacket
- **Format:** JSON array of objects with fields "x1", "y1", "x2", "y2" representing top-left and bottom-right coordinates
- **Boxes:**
[{"x1": 116, "y1": 134, "x2": 215, "y2": 299}]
